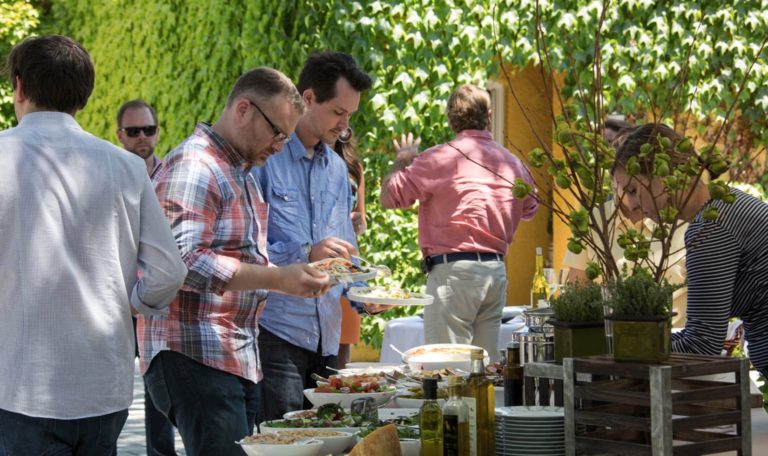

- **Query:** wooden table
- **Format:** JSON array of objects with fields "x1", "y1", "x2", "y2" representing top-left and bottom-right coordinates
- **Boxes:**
[{"x1": 563, "y1": 354, "x2": 752, "y2": 455}]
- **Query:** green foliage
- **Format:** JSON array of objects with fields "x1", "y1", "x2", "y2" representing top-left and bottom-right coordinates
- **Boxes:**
[
  {"x1": 606, "y1": 270, "x2": 675, "y2": 318},
  {"x1": 551, "y1": 282, "x2": 604, "y2": 323},
  {"x1": 0, "y1": 0, "x2": 40, "y2": 129},
  {"x1": 5, "y1": 0, "x2": 765, "y2": 346}
]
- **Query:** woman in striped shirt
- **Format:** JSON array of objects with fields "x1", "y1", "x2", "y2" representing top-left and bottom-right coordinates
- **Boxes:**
[{"x1": 612, "y1": 123, "x2": 768, "y2": 377}]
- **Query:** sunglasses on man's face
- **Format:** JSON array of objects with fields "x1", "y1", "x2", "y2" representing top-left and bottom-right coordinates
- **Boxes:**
[{"x1": 120, "y1": 125, "x2": 158, "y2": 138}]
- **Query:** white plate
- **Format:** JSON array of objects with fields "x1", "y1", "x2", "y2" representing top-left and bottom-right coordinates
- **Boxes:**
[
  {"x1": 309, "y1": 258, "x2": 380, "y2": 284},
  {"x1": 347, "y1": 286, "x2": 434, "y2": 306},
  {"x1": 495, "y1": 405, "x2": 564, "y2": 418},
  {"x1": 237, "y1": 438, "x2": 323, "y2": 456},
  {"x1": 303, "y1": 388, "x2": 395, "y2": 409}
]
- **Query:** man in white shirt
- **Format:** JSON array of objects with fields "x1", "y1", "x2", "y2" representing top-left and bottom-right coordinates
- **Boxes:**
[{"x1": 0, "y1": 35, "x2": 187, "y2": 455}]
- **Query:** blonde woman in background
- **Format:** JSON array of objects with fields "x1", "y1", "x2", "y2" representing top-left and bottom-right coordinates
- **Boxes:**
[{"x1": 335, "y1": 128, "x2": 367, "y2": 367}]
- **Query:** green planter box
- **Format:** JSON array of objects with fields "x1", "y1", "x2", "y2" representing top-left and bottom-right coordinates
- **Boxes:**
[
  {"x1": 606, "y1": 315, "x2": 672, "y2": 363},
  {"x1": 549, "y1": 320, "x2": 607, "y2": 363}
]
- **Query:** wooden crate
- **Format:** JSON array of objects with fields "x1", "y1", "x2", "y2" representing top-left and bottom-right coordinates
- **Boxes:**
[{"x1": 563, "y1": 354, "x2": 752, "y2": 455}]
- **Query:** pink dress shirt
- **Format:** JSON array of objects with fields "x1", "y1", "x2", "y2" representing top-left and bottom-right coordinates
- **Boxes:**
[{"x1": 384, "y1": 130, "x2": 538, "y2": 257}]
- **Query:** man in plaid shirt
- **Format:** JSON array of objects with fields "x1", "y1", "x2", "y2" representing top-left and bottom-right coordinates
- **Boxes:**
[{"x1": 138, "y1": 67, "x2": 332, "y2": 455}]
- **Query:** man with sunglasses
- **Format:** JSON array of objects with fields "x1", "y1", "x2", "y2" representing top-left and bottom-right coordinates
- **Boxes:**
[
  {"x1": 117, "y1": 100, "x2": 162, "y2": 177},
  {"x1": 116, "y1": 99, "x2": 177, "y2": 456},
  {"x1": 138, "y1": 67, "x2": 333, "y2": 455},
  {"x1": 253, "y1": 51, "x2": 384, "y2": 421}
]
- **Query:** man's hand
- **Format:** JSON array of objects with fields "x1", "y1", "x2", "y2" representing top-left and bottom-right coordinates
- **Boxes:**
[
  {"x1": 273, "y1": 264, "x2": 333, "y2": 298},
  {"x1": 309, "y1": 236, "x2": 358, "y2": 262},
  {"x1": 362, "y1": 303, "x2": 394, "y2": 315},
  {"x1": 351, "y1": 211, "x2": 367, "y2": 235},
  {"x1": 392, "y1": 132, "x2": 422, "y2": 167}
]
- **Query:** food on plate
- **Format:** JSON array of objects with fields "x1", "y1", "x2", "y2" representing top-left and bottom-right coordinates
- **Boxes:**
[
  {"x1": 398, "y1": 386, "x2": 449, "y2": 400},
  {"x1": 348, "y1": 424, "x2": 403, "y2": 456},
  {"x1": 406, "y1": 346, "x2": 476, "y2": 360},
  {"x1": 485, "y1": 361, "x2": 504, "y2": 386},
  {"x1": 314, "y1": 373, "x2": 392, "y2": 394},
  {"x1": 310, "y1": 257, "x2": 363, "y2": 274},
  {"x1": 242, "y1": 431, "x2": 332, "y2": 444},
  {"x1": 265, "y1": 404, "x2": 358, "y2": 428},
  {"x1": 353, "y1": 286, "x2": 412, "y2": 300}
]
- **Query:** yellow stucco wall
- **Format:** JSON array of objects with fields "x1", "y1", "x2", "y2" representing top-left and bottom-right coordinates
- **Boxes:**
[{"x1": 495, "y1": 65, "x2": 555, "y2": 306}]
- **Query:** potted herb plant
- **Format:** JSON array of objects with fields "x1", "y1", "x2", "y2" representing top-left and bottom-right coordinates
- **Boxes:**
[
  {"x1": 549, "y1": 282, "x2": 607, "y2": 362},
  {"x1": 604, "y1": 270, "x2": 676, "y2": 363}
]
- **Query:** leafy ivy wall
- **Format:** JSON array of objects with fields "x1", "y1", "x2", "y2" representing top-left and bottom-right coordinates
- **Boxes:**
[{"x1": 3, "y1": 0, "x2": 766, "y2": 347}]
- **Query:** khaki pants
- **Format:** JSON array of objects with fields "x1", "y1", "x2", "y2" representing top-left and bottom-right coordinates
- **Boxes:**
[{"x1": 424, "y1": 260, "x2": 507, "y2": 362}]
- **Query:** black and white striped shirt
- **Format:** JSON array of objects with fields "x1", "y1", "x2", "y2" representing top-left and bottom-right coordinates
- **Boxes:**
[{"x1": 672, "y1": 188, "x2": 768, "y2": 376}]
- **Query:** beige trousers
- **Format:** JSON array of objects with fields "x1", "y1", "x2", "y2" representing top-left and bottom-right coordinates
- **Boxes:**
[{"x1": 424, "y1": 260, "x2": 507, "y2": 362}]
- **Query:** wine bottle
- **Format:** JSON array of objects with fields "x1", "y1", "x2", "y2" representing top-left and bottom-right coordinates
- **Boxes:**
[
  {"x1": 503, "y1": 341, "x2": 524, "y2": 406},
  {"x1": 531, "y1": 246, "x2": 549, "y2": 308},
  {"x1": 420, "y1": 377, "x2": 443, "y2": 456},
  {"x1": 463, "y1": 349, "x2": 495, "y2": 456},
  {"x1": 442, "y1": 375, "x2": 470, "y2": 456}
]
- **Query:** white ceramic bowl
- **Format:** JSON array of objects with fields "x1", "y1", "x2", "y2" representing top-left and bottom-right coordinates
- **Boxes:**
[
  {"x1": 402, "y1": 343, "x2": 489, "y2": 372},
  {"x1": 259, "y1": 430, "x2": 354, "y2": 456},
  {"x1": 303, "y1": 388, "x2": 395, "y2": 409},
  {"x1": 237, "y1": 438, "x2": 323, "y2": 456}
]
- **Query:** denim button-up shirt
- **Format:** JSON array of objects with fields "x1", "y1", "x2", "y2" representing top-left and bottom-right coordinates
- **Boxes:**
[{"x1": 253, "y1": 134, "x2": 357, "y2": 355}]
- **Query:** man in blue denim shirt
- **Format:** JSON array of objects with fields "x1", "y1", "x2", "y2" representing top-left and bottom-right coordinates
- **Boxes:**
[{"x1": 253, "y1": 52, "x2": 377, "y2": 420}]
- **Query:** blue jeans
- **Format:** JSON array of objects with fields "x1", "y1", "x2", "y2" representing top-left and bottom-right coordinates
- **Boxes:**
[
  {"x1": 258, "y1": 327, "x2": 337, "y2": 421},
  {"x1": 143, "y1": 351, "x2": 259, "y2": 456},
  {"x1": 133, "y1": 317, "x2": 176, "y2": 456},
  {"x1": 0, "y1": 407, "x2": 127, "y2": 456}
]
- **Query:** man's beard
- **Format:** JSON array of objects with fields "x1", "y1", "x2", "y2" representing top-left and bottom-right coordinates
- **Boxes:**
[{"x1": 130, "y1": 145, "x2": 155, "y2": 160}]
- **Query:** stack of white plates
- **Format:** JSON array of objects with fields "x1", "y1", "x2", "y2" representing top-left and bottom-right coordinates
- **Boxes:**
[{"x1": 495, "y1": 406, "x2": 565, "y2": 456}]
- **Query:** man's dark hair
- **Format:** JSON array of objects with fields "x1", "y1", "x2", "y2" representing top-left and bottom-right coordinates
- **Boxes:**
[
  {"x1": 297, "y1": 52, "x2": 372, "y2": 102},
  {"x1": 117, "y1": 99, "x2": 158, "y2": 128},
  {"x1": 4, "y1": 35, "x2": 94, "y2": 114}
]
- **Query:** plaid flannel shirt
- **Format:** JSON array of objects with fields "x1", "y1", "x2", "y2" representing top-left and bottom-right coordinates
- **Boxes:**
[{"x1": 138, "y1": 123, "x2": 269, "y2": 383}]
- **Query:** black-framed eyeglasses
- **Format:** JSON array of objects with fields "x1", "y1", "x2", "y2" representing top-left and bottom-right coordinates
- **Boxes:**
[
  {"x1": 120, "y1": 125, "x2": 157, "y2": 138},
  {"x1": 249, "y1": 101, "x2": 290, "y2": 145}
]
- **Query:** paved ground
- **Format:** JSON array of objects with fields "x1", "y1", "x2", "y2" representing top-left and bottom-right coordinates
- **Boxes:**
[{"x1": 116, "y1": 359, "x2": 185, "y2": 455}]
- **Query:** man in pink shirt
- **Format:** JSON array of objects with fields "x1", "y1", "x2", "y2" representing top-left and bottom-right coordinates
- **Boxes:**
[{"x1": 381, "y1": 84, "x2": 538, "y2": 359}]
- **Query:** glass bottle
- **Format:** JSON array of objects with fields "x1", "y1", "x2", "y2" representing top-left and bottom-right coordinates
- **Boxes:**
[
  {"x1": 503, "y1": 341, "x2": 524, "y2": 406},
  {"x1": 420, "y1": 377, "x2": 443, "y2": 456},
  {"x1": 463, "y1": 349, "x2": 495, "y2": 456},
  {"x1": 442, "y1": 375, "x2": 470, "y2": 456},
  {"x1": 531, "y1": 246, "x2": 549, "y2": 309}
]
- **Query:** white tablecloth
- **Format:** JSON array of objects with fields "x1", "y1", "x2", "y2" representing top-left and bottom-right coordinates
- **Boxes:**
[{"x1": 379, "y1": 306, "x2": 528, "y2": 363}]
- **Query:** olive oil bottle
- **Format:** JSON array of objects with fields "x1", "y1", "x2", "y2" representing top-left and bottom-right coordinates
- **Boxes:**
[
  {"x1": 463, "y1": 349, "x2": 495, "y2": 456},
  {"x1": 420, "y1": 377, "x2": 443, "y2": 456},
  {"x1": 442, "y1": 375, "x2": 470, "y2": 456},
  {"x1": 503, "y1": 341, "x2": 524, "y2": 406}
]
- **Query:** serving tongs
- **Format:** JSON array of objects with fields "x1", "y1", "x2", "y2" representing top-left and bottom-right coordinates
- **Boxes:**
[{"x1": 352, "y1": 255, "x2": 392, "y2": 278}]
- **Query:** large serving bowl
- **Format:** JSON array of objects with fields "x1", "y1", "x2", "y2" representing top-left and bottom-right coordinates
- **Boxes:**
[
  {"x1": 253, "y1": 430, "x2": 354, "y2": 456},
  {"x1": 237, "y1": 437, "x2": 323, "y2": 456},
  {"x1": 401, "y1": 343, "x2": 489, "y2": 372},
  {"x1": 303, "y1": 388, "x2": 395, "y2": 409}
]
